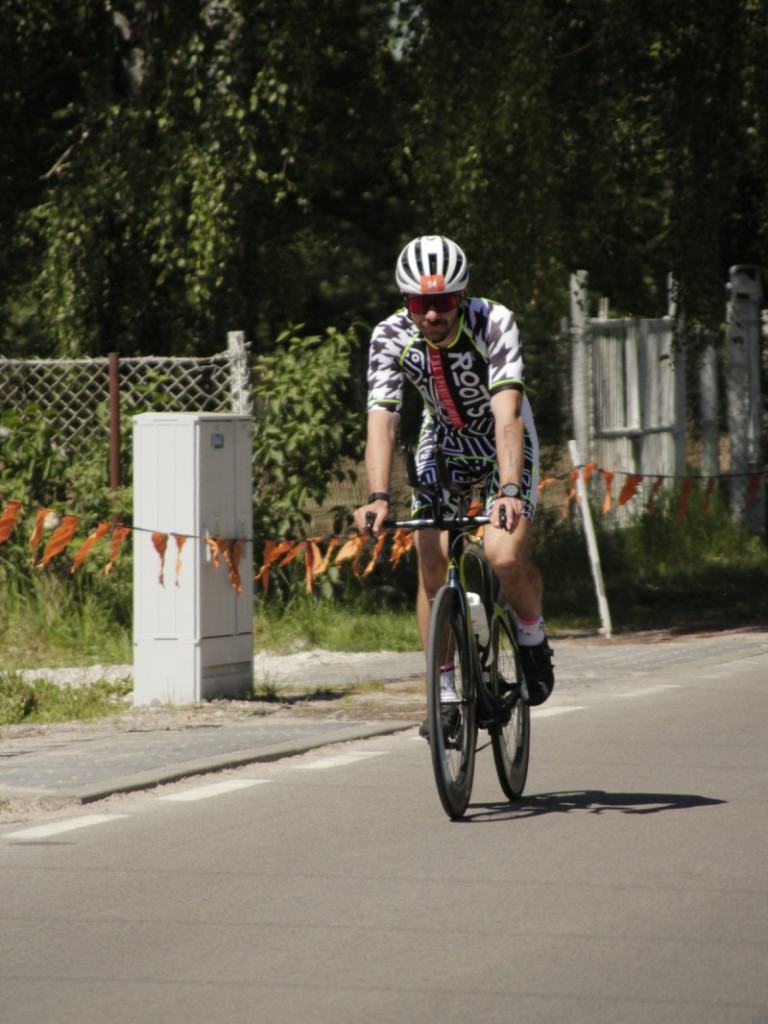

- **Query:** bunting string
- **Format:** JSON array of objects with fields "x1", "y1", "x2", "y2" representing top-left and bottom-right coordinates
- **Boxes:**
[{"x1": 0, "y1": 462, "x2": 765, "y2": 596}]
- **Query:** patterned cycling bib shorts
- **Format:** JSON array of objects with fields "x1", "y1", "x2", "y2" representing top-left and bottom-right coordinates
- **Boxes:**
[{"x1": 412, "y1": 419, "x2": 538, "y2": 520}]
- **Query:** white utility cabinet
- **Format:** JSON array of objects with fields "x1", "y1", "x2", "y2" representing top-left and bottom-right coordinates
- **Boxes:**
[{"x1": 132, "y1": 413, "x2": 253, "y2": 704}]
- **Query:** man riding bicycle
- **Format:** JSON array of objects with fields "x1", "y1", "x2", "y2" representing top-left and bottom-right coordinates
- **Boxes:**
[{"x1": 353, "y1": 235, "x2": 554, "y2": 707}]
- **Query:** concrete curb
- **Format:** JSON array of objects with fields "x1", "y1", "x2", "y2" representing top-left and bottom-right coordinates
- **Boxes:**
[{"x1": 0, "y1": 720, "x2": 419, "y2": 806}]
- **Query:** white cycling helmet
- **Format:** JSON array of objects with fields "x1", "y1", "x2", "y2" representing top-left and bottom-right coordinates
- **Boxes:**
[{"x1": 395, "y1": 235, "x2": 469, "y2": 295}]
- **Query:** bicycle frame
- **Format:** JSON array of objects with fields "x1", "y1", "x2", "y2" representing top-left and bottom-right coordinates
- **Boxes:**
[
  {"x1": 367, "y1": 446, "x2": 530, "y2": 818},
  {"x1": 373, "y1": 448, "x2": 517, "y2": 727}
]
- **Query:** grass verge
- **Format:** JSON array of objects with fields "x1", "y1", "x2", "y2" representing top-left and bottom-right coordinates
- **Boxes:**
[{"x1": 0, "y1": 672, "x2": 132, "y2": 727}]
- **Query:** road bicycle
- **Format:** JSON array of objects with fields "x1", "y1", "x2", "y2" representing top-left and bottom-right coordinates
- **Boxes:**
[{"x1": 368, "y1": 451, "x2": 530, "y2": 819}]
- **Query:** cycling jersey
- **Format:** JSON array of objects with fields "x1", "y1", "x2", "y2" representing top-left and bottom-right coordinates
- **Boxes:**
[
  {"x1": 367, "y1": 297, "x2": 539, "y2": 518},
  {"x1": 368, "y1": 297, "x2": 526, "y2": 434}
]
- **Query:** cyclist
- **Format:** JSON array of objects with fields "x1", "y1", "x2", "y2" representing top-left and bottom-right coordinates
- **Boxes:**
[{"x1": 353, "y1": 234, "x2": 554, "y2": 708}]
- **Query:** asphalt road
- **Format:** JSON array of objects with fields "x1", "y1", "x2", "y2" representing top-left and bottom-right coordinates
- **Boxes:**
[{"x1": 1, "y1": 636, "x2": 767, "y2": 1024}]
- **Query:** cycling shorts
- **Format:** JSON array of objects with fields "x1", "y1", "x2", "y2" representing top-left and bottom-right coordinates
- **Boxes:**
[{"x1": 411, "y1": 420, "x2": 539, "y2": 521}]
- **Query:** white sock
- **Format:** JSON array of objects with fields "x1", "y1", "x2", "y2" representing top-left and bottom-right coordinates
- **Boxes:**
[
  {"x1": 516, "y1": 615, "x2": 545, "y2": 647},
  {"x1": 439, "y1": 664, "x2": 460, "y2": 701}
]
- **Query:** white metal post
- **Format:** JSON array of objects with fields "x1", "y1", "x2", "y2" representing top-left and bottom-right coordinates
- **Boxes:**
[
  {"x1": 726, "y1": 265, "x2": 764, "y2": 533},
  {"x1": 568, "y1": 439, "x2": 612, "y2": 638}
]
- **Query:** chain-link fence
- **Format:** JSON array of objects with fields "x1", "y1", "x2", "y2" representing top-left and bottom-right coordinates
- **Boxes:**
[{"x1": 0, "y1": 332, "x2": 251, "y2": 459}]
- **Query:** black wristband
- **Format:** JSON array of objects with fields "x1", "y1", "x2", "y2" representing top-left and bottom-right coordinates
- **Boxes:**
[{"x1": 367, "y1": 491, "x2": 390, "y2": 504}]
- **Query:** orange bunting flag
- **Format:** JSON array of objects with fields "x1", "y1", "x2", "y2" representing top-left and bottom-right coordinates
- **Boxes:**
[
  {"x1": 0, "y1": 500, "x2": 23, "y2": 545},
  {"x1": 204, "y1": 535, "x2": 225, "y2": 569},
  {"x1": 71, "y1": 521, "x2": 110, "y2": 574},
  {"x1": 304, "y1": 542, "x2": 315, "y2": 593},
  {"x1": 601, "y1": 470, "x2": 614, "y2": 515},
  {"x1": 390, "y1": 528, "x2": 413, "y2": 569},
  {"x1": 105, "y1": 526, "x2": 131, "y2": 575},
  {"x1": 222, "y1": 539, "x2": 243, "y2": 595},
  {"x1": 278, "y1": 540, "x2": 305, "y2": 568},
  {"x1": 174, "y1": 535, "x2": 187, "y2": 586},
  {"x1": 583, "y1": 462, "x2": 597, "y2": 486},
  {"x1": 746, "y1": 472, "x2": 763, "y2": 506},
  {"x1": 677, "y1": 476, "x2": 693, "y2": 520},
  {"x1": 37, "y1": 515, "x2": 79, "y2": 568},
  {"x1": 254, "y1": 539, "x2": 296, "y2": 593},
  {"x1": 618, "y1": 474, "x2": 643, "y2": 507},
  {"x1": 152, "y1": 532, "x2": 169, "y2": 585},
  {"x1": 254, "y1": 539, "x2": 276, "y2": 592},
  {"x1": 702, "y1": 478, "x2": 716, "y2": 517},
  {"x1": 334, "y1": 534, "x2": 368, "y2": 576},
  {"x1": 315, "y1": 538, "x2": 340, "y2": 575},
  {"x1": 538, "y1": 477, "x2": 557, "y2": 494},
  {"x1": 364, "y1": 530, "x2": 388, "y2": 577},
  {"x1": 29, "y1": 507, "x2": 56, "y2": 563}
]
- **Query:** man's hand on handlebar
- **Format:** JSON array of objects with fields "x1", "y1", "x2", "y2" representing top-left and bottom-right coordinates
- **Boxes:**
[
  {"x1": 490, "y1": 497, "x2": 521, "y2": 532},
  {"x1": 354, "y1": 499, "x2": 389, "y2": 535}
]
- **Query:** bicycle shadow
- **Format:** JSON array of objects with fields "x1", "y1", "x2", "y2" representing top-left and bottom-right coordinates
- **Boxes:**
[{"x1": 462, "y1": 789, "x2": 726, "y2": 822}]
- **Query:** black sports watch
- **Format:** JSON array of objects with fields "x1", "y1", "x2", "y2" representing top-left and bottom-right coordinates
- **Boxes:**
[{"x1": 498, "y1": 483, "x2": 522, "y2": 499}]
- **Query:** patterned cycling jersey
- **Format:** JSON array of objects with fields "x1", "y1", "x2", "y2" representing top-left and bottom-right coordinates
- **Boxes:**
[
  {"x1": 367, "y1": 297, "x2": 525, "y2": 438},
  {"x1": 367, "y1": 296, "x2": 539, "y2": 519}
]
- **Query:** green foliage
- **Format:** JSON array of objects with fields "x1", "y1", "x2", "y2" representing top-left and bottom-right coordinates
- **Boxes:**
[
  {"x1": 1, "y1": 0, "x2": 410, "y2": 357},
  {"x1": 252, "y1": 324, "x2": 365, "y2": 539},
  {"x1": 0, "y1": 402, "x2": 130, "y2": 522},
  {"x1": 5, "y1": 1, "x2": 767, "y2": 361},
  {"x1": 397, "y1": 0, "x2": 768, "y2": 329}
]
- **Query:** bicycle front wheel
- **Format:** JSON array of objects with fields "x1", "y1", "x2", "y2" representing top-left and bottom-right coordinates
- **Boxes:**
[
  {"x1": 426, "y1": 585, "x2": 477, "y2": 819},
  {"x1": 490, "y1": 609, "x2": 530, "y2": 801}
]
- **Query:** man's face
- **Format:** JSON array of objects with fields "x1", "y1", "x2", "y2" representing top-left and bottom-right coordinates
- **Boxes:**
[{"x1": 405, "y1": 291, "x2": 465, "y2": 346}]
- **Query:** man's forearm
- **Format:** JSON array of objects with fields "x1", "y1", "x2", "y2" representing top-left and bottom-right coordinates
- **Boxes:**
[
  {"x1": 365, "y1": 409, "x2": 399, "y2": 494},
  {"x1": 492, "y1": 391, "x2": 524, "y2": 488}
]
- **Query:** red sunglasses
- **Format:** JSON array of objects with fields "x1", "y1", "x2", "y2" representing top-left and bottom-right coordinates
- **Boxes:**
[{"x1": 404, "y1": 292, "x2": 461, "y2": 315}]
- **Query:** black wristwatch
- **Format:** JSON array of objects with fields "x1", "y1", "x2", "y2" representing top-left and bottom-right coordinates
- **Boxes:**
[
  {"x1": 498, "y1": 483, "x2": 522, "y2": 499},
  {"x1": 367, "y1": 491, "x2": 390, "y2": 504}
]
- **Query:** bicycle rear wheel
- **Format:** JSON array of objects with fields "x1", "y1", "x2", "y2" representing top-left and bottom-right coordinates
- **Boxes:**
[
  {"x1": 490, "y1": 609, "x2": 530, "y2": 801},
  {"x1": 426, "y1": 585, "x2": 477, "y2": 819}
]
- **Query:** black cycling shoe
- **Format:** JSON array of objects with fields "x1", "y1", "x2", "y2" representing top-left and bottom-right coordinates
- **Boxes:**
[
  {"x1": 519, "y1": 638, "x2": 555, "y2": 706},
  {"x1": 419, "y1": 704, "x2": 461, "y2": 742}
]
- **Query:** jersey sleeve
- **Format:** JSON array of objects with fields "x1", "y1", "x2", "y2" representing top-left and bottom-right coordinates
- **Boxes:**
[
  {"x1": 485, "y1": 302, "x2": 525, "y2": 395},
  {"x1": 366, "y1": 315, "x2": 407, "y2": 415}
]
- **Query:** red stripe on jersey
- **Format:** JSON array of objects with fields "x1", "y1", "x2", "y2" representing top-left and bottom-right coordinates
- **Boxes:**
[{"x1": 427, "y1": 345, "x2": 465, "y2": 430}]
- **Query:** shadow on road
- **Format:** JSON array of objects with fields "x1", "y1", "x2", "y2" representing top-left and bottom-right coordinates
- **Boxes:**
[{"x1": 462, "y1": 789, "x2": 726, "y2": 822}]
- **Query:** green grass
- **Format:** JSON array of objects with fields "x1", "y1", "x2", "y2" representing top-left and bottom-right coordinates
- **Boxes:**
[
  {"x1": 0, "y1": 672, "x2": 132, "y2": 726},
  {"x1": 253, "y1": 597, "x2": 421, "y2": 653}
]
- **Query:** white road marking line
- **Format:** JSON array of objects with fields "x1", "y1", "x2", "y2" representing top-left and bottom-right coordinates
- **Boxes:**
[
  {"x1": 160, "y1": 779, "x2": 269, "y2": 802},
  {"x1": 534, "y1": 706, "x2": 587, "y2": 718},
  {"x1": 611, "y1": 685, "x2": 681, "y2": 699},
  {"x1": 291, "y1": 751, "x2": 385, "y2": 771},
  {"x1": 6, "y1": 814, "x2": 127, "y2": 841}
]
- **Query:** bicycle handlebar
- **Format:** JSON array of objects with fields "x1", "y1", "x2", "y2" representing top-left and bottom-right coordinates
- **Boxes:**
[{"x1": 364, "y1": 507, "x2": 505, "y2": 533}]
